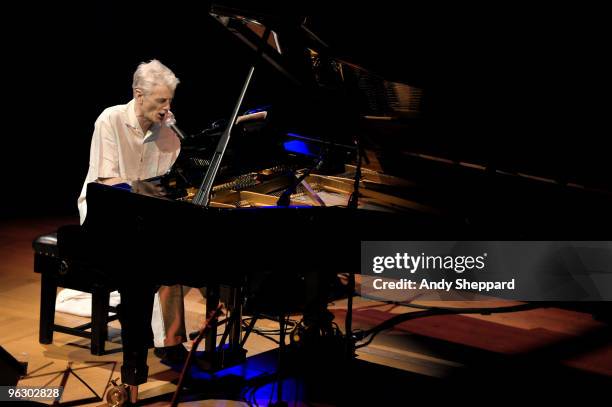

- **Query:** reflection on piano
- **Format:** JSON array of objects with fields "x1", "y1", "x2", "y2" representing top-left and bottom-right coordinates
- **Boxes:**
[{"x1": 57, "y1": 2, "x2": 612, "y2": 394}]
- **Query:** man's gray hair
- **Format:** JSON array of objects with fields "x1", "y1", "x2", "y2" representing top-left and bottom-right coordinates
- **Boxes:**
[{"x1": 132, "y1": 59, "x2": 180, "y2": 94}]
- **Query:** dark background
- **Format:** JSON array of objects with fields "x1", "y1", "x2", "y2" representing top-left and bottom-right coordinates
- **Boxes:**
[{"x1": 3, "y1": 1, "x2": 609, "y2": 218}]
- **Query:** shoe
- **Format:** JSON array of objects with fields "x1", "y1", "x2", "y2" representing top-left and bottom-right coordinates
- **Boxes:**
[{"x1": 153, "y1": 344, "x2": 189, "y2": 365}]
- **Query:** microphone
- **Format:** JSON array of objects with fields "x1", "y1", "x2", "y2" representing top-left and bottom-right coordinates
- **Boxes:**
[
  {"x1": 191, "y1": 111, "x2": 269, "y2": 140},
  {"x1": 164, "y1": 115, "x2": 187, "y2": 141}
]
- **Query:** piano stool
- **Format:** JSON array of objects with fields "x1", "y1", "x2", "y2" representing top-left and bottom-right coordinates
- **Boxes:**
[{"x1": 32, "y1": 231, "x2": 118, "y2": 355}]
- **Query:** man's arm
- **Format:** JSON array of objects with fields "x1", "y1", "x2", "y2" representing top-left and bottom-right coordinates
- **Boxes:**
[
  {"x1": 96, "y1": 177, "x2": 166, "y2": 197},
  {"x1": 89, "y1": 114, "x2": 121, "y2": 179}
]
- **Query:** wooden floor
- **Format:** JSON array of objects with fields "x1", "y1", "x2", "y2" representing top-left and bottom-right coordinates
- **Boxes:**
[{"x1": 1, "y1": 217, "x2": 611, "y2": 406}]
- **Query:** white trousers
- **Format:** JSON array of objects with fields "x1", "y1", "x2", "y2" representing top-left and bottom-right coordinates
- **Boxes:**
[
  {"x1": 151, "y1": 285, "x2": 206, "y2": 347},
  {"x1": 55, "y1": 286, "x2": 205, "y2": 348}
]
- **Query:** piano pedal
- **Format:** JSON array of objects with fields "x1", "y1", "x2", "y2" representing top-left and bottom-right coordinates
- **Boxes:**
[
  {"x1": 287, "y1": 325, "x2": 348, "y2": 369},
  {"x1": 290, "y1": 318, "x2": 344, "y2": 349},
  {"x1": 105, "y1": 378, "x2": 129, "y2": 406}
]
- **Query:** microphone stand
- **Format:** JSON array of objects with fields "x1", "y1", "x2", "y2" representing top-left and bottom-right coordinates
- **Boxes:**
[
  {"x1": 193, "y1": 26, "x2": 272, "y2": 206},
  {"x1": 347, "y1": 136, "x2": 364, "y2": 209}
]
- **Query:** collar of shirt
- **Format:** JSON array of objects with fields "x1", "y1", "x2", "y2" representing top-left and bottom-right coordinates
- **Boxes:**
[{"x1": 124, "y1": 98, "x2": 161, "y2": 143}]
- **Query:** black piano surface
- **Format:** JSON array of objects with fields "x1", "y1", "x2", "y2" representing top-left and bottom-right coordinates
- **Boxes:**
[{"x1": 65, "y1": 180, "x2": 462, "y2": 288}]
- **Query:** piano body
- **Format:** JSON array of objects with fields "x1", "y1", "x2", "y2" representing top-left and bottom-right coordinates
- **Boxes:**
[{"x1": 57, "y1": 3, "x2": 612, "y2": 389}]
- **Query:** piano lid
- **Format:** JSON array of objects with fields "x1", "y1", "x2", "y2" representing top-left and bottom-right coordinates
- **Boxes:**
[
  {"x1": 206, "y1": 3, "x2": 424, "y2": 149},
  {"x1": 204, "y1": 2, "x2": 610, "y2": 193}
]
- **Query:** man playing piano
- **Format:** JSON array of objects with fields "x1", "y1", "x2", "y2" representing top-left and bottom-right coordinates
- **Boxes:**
[{"x1": 76, "y1": 59, "x2": 194, "y2": 402}]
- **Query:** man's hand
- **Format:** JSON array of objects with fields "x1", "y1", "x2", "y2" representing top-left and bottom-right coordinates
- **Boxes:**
[
  {"x1": 97, "y1": 178, "x2": 166, "y2": 197},
  {"x1": 131, "y1": 180, "x2": 167, "y2": 197}
]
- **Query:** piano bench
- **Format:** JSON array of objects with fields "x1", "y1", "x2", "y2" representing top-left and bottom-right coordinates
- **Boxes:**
[{"x1": 32, "y1": 231, "x2": 119, "y2": 356}]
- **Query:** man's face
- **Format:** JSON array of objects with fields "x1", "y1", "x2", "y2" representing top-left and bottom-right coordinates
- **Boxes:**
[{"x1": 136, "y1": 84, "x2": 174, "y2": 125}]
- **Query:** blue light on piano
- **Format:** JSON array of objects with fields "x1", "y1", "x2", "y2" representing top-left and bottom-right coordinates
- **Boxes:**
[
  {"x1": 283, "y1": 140, "x2": 317, "y2": 157},
  {"x1": 111, "y1": 183, "x2": 132, "y2": 192}
]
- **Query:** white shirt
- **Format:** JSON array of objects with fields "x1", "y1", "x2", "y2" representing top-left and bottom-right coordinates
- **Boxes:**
[{"x1": 78, "y1": 99, "x2": 181, "y2": 224}]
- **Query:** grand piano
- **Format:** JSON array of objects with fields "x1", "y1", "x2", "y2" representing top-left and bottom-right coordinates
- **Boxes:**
[{"x1": 57, "y1": 2, "x2": 612, "y2": 389}]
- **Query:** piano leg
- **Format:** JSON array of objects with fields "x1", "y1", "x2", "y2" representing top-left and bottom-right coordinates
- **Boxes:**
[
  {"x1": 302, "y1": 272, "x2": 335, "y2": 334},
  {"x1": 199, "y1": 285, "x2": 247, "y2": 370},
  {"x1": 228, "y1": 286, "x2": 243, "y2": 348},
  {"x1": 205, "y1": 285, "x2": 220, "y2": 353},
  {"x1": 118, "y1": 283, "x2": 156, "y2": 386}
]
